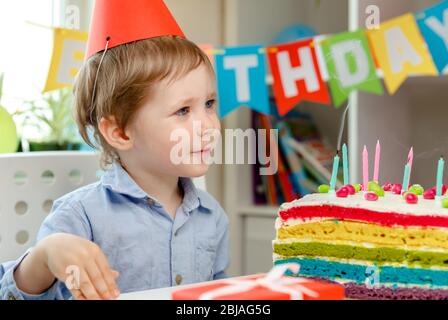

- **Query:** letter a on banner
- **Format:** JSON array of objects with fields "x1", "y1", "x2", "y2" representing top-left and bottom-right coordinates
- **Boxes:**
[
  {"x1": 267, "y1": 38, "x2": 330, "y2": 116},
  {"x1": 367, "y1": 14, "x2": 438, "y2": 94},
  {"x1": 321, "y1": 30, "x2": 383, "y2": 107},
  {"x1": 214, "y1": 45, "x2": 270, "y2": 118},
  {"x1": 416, "y1": 0, "x2": 448, "y2": 74},
  {"x1": 44, "y1": 28, "x2": 88, "y2": 92}
]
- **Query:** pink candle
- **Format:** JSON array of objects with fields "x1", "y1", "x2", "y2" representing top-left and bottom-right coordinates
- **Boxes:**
[
  {"x1": 373, "y1": 140, "x2": 380, "y2": 183},
  {"x1": 363, "y1": 145, "x2": 369, "y2": 191},
  {"x1": 407, "y1": 147, "x2": 414, "y2": 188}
]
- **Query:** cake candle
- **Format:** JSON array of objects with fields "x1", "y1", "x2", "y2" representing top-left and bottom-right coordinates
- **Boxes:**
[
  {"x1": 402, "y1": 164, "x2": 410, "y2": 193},
  {"x1": 436, "y1": 157, "x2": 445, "y2": 197},
  {"x1": 373, "y1": 140, "x2": 381, "y2": 183},
  {"x1": 407, "y1": 147, "x2": 414, "y2": 188},
  {"x1": 362, "y1": 146, "x2": 369, "y2": 191},
  {"x1": 342, "y1": 143, "x2": 349, "y2": 185},
  {"x1": 330, "y1": 151, "x2": 340, "y2": 192}
]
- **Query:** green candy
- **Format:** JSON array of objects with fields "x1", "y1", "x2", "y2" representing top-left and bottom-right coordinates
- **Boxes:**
[
  {"x1": 318, "y1": 184, "x2": 330, "y2": 193},
  {"x1": 408, "y1": 184, "x2": 424, "y2": 196},
  {"x1": 368, "y1": 181, "x2": 385, "y2": 197},
  {"x1": 442, "y1": 198, "x2": 448, "y2": 209},
  {"x1": 353, "y1": 184, "x2": 361, "y2": 193}
]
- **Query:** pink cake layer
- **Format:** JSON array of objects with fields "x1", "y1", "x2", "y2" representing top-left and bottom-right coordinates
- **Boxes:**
[{"x1": 279, "y1": 205, "x2": 448, "y2": 228}]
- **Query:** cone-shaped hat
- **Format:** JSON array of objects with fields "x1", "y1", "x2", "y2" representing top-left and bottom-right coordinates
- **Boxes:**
[{"x1": 85, "y1": 0, "x2": 185, "y2": 59}]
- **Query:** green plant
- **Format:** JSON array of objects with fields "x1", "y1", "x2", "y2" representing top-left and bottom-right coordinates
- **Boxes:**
[{"x1": 17, "y1": 88, "x2": 80, "y2": 146}]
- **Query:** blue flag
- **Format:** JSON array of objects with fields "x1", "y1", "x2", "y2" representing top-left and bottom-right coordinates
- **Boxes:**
[
  {"x1": 416, "y1": 0, "x2": 448, "y2": 74},
  {"x1": 214, "y1": 45, "x2": 270, "y2": 118}
]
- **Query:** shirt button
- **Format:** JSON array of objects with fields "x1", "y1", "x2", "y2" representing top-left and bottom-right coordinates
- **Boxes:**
[
  {"x1": 148, "y1": 198, "x2": 155, "y2": 206},
  {"x1": 175, "y1": 274, "x2": 183, "y2": 285},
  {"x1": 8, "y1": 293, "x2": 16, "y2": 300}
]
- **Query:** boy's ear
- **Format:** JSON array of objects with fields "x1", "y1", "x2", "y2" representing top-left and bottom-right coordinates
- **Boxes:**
[{"x1": 98, "y1": 116, "x2": 133, "y2": 151}]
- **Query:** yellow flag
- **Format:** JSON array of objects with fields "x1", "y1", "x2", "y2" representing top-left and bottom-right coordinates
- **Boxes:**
[
  {"x1": 44, "y1": 28, "x2": 87, "y2": 92},
  {"x1": 367, "y1": 14, "x2": 437, "y2": 94}
]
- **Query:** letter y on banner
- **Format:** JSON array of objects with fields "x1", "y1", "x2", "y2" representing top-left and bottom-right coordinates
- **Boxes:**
[{"x1": 416, "y1": 0, "x2": 448, "y2": 74}]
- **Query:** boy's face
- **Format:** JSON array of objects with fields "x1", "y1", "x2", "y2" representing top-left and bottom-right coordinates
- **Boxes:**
[{"x1": 126, "y1": 63, "x2": 221, "y2": 178}]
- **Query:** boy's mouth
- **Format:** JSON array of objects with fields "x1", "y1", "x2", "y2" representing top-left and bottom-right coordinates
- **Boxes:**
[{"x1": 191, "y1": 148, "x2": 211, "y2": 157}]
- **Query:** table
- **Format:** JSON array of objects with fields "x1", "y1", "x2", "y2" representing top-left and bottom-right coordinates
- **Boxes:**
[
  {"x1": 118, "y1": 286, "x2": 175, "y2": 300},
  {"x1": 118, "y1": 280, "x2": 215, "y2": 300}
]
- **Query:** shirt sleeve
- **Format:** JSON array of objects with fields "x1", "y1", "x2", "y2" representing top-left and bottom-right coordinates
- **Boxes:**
[
  {"x1": 0, "y1": 198, "x2": 92, "y2": 300},
  {"x1": 213, "y1": 203, "x2": 230, "y2": 280}
]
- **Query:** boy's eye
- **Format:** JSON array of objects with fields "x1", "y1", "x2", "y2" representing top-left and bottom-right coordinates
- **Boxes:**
[
  {"x1": 206, "y1": 99, "x2": 215, "y2": 109},
  {"x1": 175, "y1": 106, "x2": 190, "y2": 116}
]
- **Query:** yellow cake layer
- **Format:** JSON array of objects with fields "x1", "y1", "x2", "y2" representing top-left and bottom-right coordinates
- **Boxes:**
[{"x1": 277, "y1": 220, "x2": 448, "y2": 249}]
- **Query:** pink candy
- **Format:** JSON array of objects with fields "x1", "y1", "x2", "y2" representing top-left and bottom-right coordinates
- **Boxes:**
[
  {"x1": 336, "y1": 187, "x2": 349, "y2": 198},
  {"x1": 423, "y1": 188, "x2": 436, "y2": 200},
  {"x1": 364, "y1": 192, "x2": 379, "y2": 201},
  {"x1": 391, "y1": 184, "x2": 402, "y2": 195},
  {"x1": 430, "y1": 185, "x2": 447, "y2": 195},
  {"x1": 345, "y1": 184, "x2": 356, "y2": 195},
  {"x1": 405, "y1": 192, "x2": 418, "y2": 204},
  {"x1": 382, "y1": 182, "x2": 392, "y2": 191}
]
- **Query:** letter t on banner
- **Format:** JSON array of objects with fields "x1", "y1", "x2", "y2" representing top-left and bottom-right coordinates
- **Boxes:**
[
  {"x1": 214, "y1": 45, "x2": 270, "y2": 118},
  {"x1": 267, "y1": 38, "x2": 330, "y2": 116}
]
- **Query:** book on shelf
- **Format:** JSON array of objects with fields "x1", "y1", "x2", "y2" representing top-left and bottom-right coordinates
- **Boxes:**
[{"x1": 252, "y1": 99, "x2": 342, "y2": 205}]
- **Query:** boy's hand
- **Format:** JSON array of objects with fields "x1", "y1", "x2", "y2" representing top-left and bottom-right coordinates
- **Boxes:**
[{"x1": 38, "y1": 233, "x2": 120, "y2": 300}]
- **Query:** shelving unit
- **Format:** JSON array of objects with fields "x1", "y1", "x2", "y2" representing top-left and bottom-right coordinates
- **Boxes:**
[
  {"x1": 222, "y1": 0, "x2": 448, "y2": 277},
  {"x1": 222, "y1": 0, "x2": 350, "y2": 276}
]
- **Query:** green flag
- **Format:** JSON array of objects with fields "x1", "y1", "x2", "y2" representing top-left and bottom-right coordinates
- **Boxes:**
[{"x1": 321, "y1": 30, "x2": 384, "y2": 107}]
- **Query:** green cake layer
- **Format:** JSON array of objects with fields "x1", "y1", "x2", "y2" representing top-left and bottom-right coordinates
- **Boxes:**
[{"x1": 273, "y1": 241, "x2": 448, "y2": 268}]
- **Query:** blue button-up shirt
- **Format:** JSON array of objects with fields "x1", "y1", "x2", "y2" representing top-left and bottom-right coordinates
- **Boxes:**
[{"x1": 0, "y1": 163, "x2": 229, "y2": 300}]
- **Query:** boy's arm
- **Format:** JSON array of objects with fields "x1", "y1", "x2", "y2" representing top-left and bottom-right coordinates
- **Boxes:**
[
  {"x1": 213, "y1": 204, "x2": 230, "y2": 280},
  {"x1": 0, "y1": 199, "x2": 92, "y2": 300}
]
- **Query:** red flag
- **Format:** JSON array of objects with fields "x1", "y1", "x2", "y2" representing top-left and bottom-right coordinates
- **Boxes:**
[{"x1": 267, "y1": 38, "x2": 330, "y2": 116}]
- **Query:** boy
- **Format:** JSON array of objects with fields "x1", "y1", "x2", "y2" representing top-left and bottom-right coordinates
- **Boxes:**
[{"x1": 0, "y1": 0, "x2": 229, "y2": 300}]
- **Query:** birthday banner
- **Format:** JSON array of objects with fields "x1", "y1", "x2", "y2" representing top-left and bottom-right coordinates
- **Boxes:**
[
  {"x1": 44, "y1": 28, "x2": 88, "y2": 92},
  {"x1": 45, "y1": 0, "x2": 448, "y2": 116}
]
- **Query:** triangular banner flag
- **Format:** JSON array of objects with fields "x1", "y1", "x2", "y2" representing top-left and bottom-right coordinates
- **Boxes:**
[
  {"x1": 320, "y1": 30, "x2": 383, "y2": 107},
  {"x1": 215, "y1": 45, "x2": 270, "y2": 118},
  {"x1": 44, "y1": 28, "x2": 87, "y2": 92},
  {"x1": 416, "y1": 0, "x2": 448, "y2": 74},
  {"x1": 267, "y1": 38, "x2": 330, "y2": 116},
  {"x1": 367, "y1": 13, "x2": 438, "y2": 94}
]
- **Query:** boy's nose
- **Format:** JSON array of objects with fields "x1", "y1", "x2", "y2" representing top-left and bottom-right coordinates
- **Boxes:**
[{"x1": 195, "y1": 110, "x2": 219, "y2": 134}]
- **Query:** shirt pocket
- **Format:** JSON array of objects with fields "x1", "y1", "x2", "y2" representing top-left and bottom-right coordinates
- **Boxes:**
[{"x1": 195, "y1": 240, "x2": 217, "y2": 282}]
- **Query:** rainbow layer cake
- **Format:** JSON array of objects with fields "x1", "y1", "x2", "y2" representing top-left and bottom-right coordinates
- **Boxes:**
[{"x1": 273, "y1": 188, "x2": 448, "y2": 300}]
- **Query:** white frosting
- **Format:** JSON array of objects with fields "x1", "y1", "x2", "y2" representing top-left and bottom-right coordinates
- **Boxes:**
[{"x1": 279, "y1": 192, "x2": 448, "y2": 217}]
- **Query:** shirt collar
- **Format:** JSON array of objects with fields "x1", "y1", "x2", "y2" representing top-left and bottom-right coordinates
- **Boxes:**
[{"x1": 101, "y1": 162, "x2": 213, "y2": 213}]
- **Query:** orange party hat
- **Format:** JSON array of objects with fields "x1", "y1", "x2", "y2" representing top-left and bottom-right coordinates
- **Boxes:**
[{"x1": 85, "y1": 0, "x2": 185, "y2": 59}]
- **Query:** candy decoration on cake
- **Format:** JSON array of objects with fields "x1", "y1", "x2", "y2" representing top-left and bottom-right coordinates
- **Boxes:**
[{"x1": 274, "y1": 143, "x2": 448, "y2": 300}]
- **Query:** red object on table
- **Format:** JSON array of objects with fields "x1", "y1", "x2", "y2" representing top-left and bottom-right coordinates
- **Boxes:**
[{"x1": 171, "y1": 274, "x2": 345, "y2": 300}]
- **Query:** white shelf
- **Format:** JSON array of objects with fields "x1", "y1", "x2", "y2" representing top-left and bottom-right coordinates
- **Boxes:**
[{"x1": 238, "y1": 205, "x2": 279, "y2": 218}]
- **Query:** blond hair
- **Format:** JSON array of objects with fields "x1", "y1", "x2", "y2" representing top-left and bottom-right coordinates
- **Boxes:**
[{"x1": 73, "y1": 35, "x2": 214, "y2": 167}]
